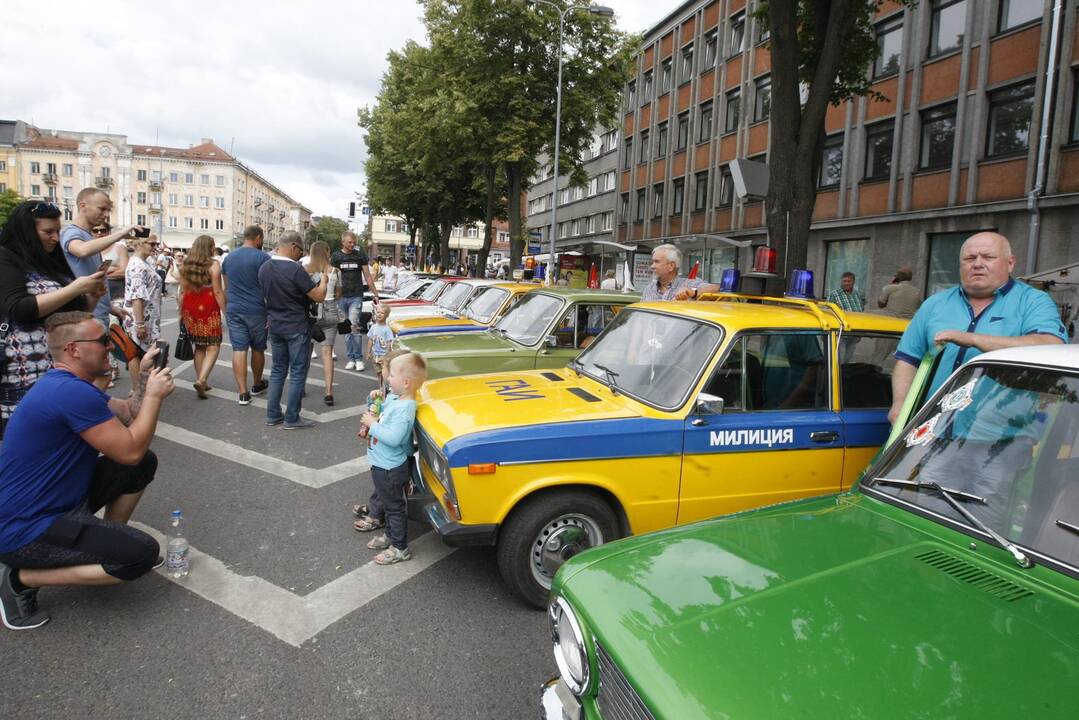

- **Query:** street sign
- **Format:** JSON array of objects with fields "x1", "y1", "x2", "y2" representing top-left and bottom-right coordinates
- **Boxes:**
[
  {"x1": 528, "y1": 230, "x2": 543, "y2": 238},
  {"x1": 527, "y1": 244, "x2": 542, "y2": 254}
]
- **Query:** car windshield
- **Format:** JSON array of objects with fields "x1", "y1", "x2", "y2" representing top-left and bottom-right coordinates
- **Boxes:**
[
  {"x1": 463, "y1": 287, "x2": 508, "y2": 323},
  {"x1": 493, "y1": 292, "x2": 564, "y2": 346},
  {"x1": 866, "y1": 363, "x2": 1079, "y2": 569},
  {"x1": 420, "y1": 280, "x2": 447, "y2": 302},
  {"x1": 575, "y1": 308, "x2": 723, "y2": 410},
  {"x1": 393, "y1": 278, "x2": 422, "y2": 298},
  {"x1": 436, "y1": 282, "x2": 473, "y2": 310}
]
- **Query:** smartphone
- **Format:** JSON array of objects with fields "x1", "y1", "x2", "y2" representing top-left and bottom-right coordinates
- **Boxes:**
[
  {"x1": 133, "y1": 226, "x2": 151, "y2": 238},
  {"x1": 97, "y1": 259, "x2": 113, "y2": 274},
  {"x1": 153, "y1": 340, "x2": 169, "y2": 370}
]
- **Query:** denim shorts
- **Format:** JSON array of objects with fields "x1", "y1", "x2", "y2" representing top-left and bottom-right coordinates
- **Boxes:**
[{"x1": 226, "y1": 313, "x2": 268, "y2": 351}]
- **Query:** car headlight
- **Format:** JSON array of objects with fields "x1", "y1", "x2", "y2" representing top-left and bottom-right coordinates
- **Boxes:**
[{"x1": 550, "y1": 596, "x2": 590, "y2": 695}]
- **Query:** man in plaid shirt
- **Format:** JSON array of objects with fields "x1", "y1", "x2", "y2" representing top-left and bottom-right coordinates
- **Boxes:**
[{"x1": 827, "y1": 272, "x2": 865, "y2": 312}]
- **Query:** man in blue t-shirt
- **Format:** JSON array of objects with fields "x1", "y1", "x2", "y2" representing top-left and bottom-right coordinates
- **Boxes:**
[
  {"x1": 0, "y1": 311, "x2": 175, "y2": 630},
  {"x1": 889, "y1": 232, "x2": 1066, "y2": 423},
  {"x1": 257, "y1": 233, "x2": 328, "y2": 429},
  {"x1": 222, "y1": 225, "x2": 271, "y2": 405}
]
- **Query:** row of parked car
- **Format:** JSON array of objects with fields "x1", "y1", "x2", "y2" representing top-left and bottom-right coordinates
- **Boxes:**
[{"x1": 374, "y1": 275, "x2": 1079, "y2": 719}]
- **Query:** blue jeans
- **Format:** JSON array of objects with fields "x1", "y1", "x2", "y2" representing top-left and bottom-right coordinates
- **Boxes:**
[
  {"x1": 368, "y1": 460, "x2": 410, "y2": 550},
  {"x1": 266, "y1": 332, "x2": 312, "y2": 424},
  {"x1": 337, "y1": 295, "x2": 366, "y2": 361}
]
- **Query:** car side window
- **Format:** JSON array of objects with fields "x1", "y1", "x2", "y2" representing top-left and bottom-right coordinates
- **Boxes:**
[
  {"x1": 746, "y1": 333, "x2": 828, "y2": 411},
  {"x1": 553, "y1": 304, "x2": 617, "y2": 349},
  {"x1": 702, "y1": 337, "x2": 745, "y2": 411},
  {"x1": 839, "y1": 334, "x2": 900, "y2": 409}
]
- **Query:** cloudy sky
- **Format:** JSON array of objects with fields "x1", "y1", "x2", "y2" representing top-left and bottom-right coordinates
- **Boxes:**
[{"x1": 4, "y1": 0, "x2": 665, "y2": 217}]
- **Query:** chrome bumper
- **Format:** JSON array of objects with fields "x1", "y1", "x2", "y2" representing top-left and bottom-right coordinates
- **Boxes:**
[{"x1": 541, "y1": 678, "x2": 582, "y2": 720}]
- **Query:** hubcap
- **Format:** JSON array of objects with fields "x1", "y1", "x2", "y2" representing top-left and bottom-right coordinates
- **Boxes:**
[{"x1": 530, "y1": 514, "x2": 604, "y2": 589}]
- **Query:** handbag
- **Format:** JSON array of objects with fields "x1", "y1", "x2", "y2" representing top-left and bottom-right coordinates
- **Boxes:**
[
  {"x1": 307, "y1": 300, "x2": 326, "y2": 343},
  {"x1": 108, "y1": 324, "x2": 140, "y2": 363},
  {"x1": 174, "y1": 321, "x2": 194, "y2": 361},
  {"x1": 336, "y1": 317, "x2": 352, "y2": 335}
]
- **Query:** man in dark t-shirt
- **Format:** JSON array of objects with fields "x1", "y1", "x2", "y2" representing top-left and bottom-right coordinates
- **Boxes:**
[
  {"x1": 222, "y1": 226, "x2": 270, "y2": 405},
  {"x1": 257, "y1": 233, "x2": 328, "y2": 429},
  {"x1": 331, "y1": 231, "x2": 378, "y2": 371}
]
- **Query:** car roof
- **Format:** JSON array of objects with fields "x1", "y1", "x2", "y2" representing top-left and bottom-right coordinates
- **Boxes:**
[
  {"x1": 971, "y1": 343, "x2": 1079, "y2": 369},
  {"x1": 493, "y1": 282, "x2": 542, "y2": 292},
  {"x1": 631, "y1": 295, "x2": 909, "y2": 333},
  {"x1": 532, "y1": 287, "x2": 640, "y2": 301}
]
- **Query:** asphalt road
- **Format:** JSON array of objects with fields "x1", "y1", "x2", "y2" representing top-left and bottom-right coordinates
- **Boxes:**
[{"x1": 5, "y1": 302, "x2": 552, "y2": 720}]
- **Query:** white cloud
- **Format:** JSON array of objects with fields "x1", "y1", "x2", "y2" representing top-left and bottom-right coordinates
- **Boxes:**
[{"x1": 2, "y1": 0, "x2": 664, "y2": 217}]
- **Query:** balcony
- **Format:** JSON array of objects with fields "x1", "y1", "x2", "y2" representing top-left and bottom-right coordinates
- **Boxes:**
[
  {"x1": 42, "y1": 173, "x2": 58, "y2": 185},
  {"x1": 279, "y1": 211, "x2": 286, "y2": 219},
  {"x1": 149, "y1": 203, "x2": 163, "y2": 214},
  {"x1": 268, "y1": 223, "x2": 275, "y2": 231},
  {"x1": 149, "y1": 181, "x2": 163, "y2": 191},
  {"x1": 254, "y1": 199, "x2": 262, "y2": 207},
  {"x1": 95, "y1": 176, "x2": 113, "y2": 189},
  {"x1": 267, "y1": 204, "x2": 275, "y2": 212}
]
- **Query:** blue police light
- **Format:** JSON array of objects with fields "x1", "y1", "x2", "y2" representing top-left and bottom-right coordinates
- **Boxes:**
[
  {"x1": 786, "y1": 269, "x2": 816, "y2": 299},
  {"x1": 719, "y1": 268, "x2": 741, "y2": 292}
]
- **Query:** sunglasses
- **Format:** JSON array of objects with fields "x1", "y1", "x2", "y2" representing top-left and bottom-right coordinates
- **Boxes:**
[
  {"x1": 70, "y1": 332, "x2": 110, "y2": 348},
  {"x1": 30, "y1": 202, "x2": 59, "y2": 217},
  {"x1": 92, "y1": 227, "x2": 110, "y2": 235}
]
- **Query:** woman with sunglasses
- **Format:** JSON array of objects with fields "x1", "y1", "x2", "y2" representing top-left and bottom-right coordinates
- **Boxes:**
[
  {"x1": 177, "y1": 235, "x2": 225, "y2": 398},
  {"x1": 0, "y1": 201, "x2": 107, "y2": 436},
  {"x1": 120, "y1": 234, "x2": 163, "y2": 388}
]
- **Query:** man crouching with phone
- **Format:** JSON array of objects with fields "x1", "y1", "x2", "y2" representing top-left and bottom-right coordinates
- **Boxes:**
[{"x1": 0, "y1": 311, "x2": 175, "y2": 630}]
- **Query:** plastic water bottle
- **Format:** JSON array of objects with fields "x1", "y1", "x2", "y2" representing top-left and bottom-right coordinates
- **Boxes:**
[{"x1": 166, "y1": 510, "x2": 190, "y2": 578}]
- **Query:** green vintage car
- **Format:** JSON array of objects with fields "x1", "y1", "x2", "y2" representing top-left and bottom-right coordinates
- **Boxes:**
[
  {"x1": 543, "y1": 344, "x2": 1079, "y2": 719},
  {"x1": 395, "y1": 287, "x2": 638, "y2": 379}
]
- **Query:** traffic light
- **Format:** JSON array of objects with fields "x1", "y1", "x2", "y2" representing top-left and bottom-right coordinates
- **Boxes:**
[{"x1": 349, "y1": 202, "x2": 356, "y2": 217}]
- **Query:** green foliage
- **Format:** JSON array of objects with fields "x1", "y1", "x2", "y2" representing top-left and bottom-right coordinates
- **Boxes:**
[
  {"x1": 305, "y1": 216, "x2": 351, "y2": 253},
  {"x1": 0, "y1": 189, "x2": 23, "y2": 231}
]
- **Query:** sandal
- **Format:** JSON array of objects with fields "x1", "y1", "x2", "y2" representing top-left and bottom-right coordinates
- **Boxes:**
[
  {"x1": 351, "y1": 503, "x2": 369, "y2": 518},
  {"x1": 366, "y1": 534, "x2": 391, "y2": 550},
  {"x1": 373, "y1": 546, "x2": 411, "y2": 565},
  {"x1": 193, "y1": 381, "x2": 208, "y2": 399},
  {"x1": 353, "y1": 516, "x2": 384, "y2": 532}
]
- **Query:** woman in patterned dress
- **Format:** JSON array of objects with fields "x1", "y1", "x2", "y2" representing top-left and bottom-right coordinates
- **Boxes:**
[
  {"x1": 177, "y1": 234, "x2": 225, "y2": 399},
  {"x1": 0, "y1": 201, "x2": 106, "y2": 436},
  {"x1": 121, "y1": 233, "x2": 164, "y2": 391}
]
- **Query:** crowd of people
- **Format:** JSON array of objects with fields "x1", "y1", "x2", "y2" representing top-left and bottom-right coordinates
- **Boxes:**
[{"x1": 0, "y1": 188, "x2": 1066, "y2": 631}]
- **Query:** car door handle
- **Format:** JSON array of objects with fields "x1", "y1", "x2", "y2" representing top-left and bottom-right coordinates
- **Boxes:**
[{"x1": 810, "y1": 431, "x2": 839, "y2": 443}]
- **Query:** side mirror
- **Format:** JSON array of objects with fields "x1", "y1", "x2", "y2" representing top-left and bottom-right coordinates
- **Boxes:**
[
  {"x1": 692, "y1": 392, "x2": 724, "y2": 425},
  {"x1": 545, "y1": 335, "x2": 559, "y2": 348}
]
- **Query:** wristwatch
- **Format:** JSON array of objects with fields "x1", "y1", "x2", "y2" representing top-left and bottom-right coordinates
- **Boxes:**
[{"x1": 691, "y1": 287, "x2": 698, "y2": 299}]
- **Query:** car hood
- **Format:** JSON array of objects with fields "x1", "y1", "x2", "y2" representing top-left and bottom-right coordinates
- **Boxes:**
[
  {"x1": 558, "y1": 494, "x2": 1079, "y2": 719},
  {"x1": 394, "y1": 316, "x2": 483, "y2": 336},
  {"x1": 388, "y1": 304, "x2": 450, "y2": 322},
  {"x1": 398, "y1": 329, "x2": 520, "y2": 357}
]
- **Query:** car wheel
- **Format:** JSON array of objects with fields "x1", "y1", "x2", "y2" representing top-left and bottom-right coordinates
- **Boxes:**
[{"x1": 497, "y1": 490, "x2": 618, "y2": 609}]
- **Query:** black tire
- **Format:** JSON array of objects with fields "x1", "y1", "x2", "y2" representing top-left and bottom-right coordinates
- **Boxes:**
[{"x1": 496, "y1": 490, "x2": 619, "y2": 609}]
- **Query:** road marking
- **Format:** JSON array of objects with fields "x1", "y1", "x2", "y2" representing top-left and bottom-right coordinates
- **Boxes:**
[
  {"x1": 170, "y1": 378, "x2": 365, "y2": 422},
  {"x1": 134, "y1": 523, "x2": 456, "y2": 647},
  {"x1": 155, "y1": 422, "x2": 368, "y2": 487},
  {"x1": 218, "y1": 341, "x2": 380, "y2": 381}
]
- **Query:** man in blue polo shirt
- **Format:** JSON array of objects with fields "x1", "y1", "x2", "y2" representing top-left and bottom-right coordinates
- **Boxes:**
[
  {"x1": 222, "y1": 225, "x2": 270, "y2": 405},
  {"x1": 889, "y1": 232, "x2": 1066, "y2": 423}
]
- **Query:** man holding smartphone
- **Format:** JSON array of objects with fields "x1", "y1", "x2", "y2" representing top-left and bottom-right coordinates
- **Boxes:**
[{"x1": 62, "y1": 187, "x2": 145, "y2": 331}]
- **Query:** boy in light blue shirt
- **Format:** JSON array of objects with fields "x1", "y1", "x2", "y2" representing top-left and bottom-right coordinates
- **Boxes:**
[
  {"x1": 357, "y1": 352, "x2": 426, "y2": 565},
  {"x1": 366, "y1": 304, "x2": 394, "y2": 386}
]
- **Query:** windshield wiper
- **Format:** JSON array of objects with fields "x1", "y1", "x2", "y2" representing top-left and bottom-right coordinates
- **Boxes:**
[
  {"x1": 592, "y1": 363, "x2": 620, "y2": 396},
  {"x1": 876, "y1": 478, "x2": 1032, "y2": 569},
  {"x1": 566, "y1": 358, "x2": 583, "y2": 377},
  {"x1": 1057, "y1": 519, "x2": 1079, "y2": 537}
]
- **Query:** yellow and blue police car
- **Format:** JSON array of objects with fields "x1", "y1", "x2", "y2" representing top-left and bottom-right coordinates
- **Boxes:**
[{"x1": 410, "y1": 289, "x2": 909, "y2": 607}]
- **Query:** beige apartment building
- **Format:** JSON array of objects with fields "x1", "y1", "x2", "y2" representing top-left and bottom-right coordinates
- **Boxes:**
[
  {"x1": 368, "y1": 214, "x2": 511, "y2": 268},
  {"x1": 5, "y1": 121, "x2": 311, "y2": 249}
]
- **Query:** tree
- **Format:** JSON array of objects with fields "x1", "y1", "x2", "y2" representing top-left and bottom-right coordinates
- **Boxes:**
[
  {"x1": 758, "y1": 0, "x2": 916, "y2": 293},
  {"x1": 0, "y1": 189, "x2": 23, "y2": 231},
  {"x1": 305, "y1": 216, "x2": 351, "y2": 253}
]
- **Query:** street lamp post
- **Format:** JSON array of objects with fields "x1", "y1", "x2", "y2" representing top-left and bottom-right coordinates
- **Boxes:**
[{"x1": 524, "y1": 0, "x2": 614, "y2": 285}]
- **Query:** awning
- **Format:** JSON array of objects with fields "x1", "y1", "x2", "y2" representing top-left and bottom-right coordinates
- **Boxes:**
[
  {"x1": 641, "y1": 233, "x2": 754, "y2": 249},
  {"x1": 1020, "y1": 261, "x2": 1079, "y2": 286}
]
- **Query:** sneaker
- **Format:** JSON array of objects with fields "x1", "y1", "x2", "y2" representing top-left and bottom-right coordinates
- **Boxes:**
[
  {"x1": 311, "y1": 350, "x2": 318, "y2": 359},
  {"x1": 355, "y1": 361, "x2": 365, "y2": 372},
  {"x1": 282, "y1": 418, "x2": 317, "y2": 430},
  {"x1": 324, "y1": 394, "x2": 335, "y2": 406},
  {"x1": 333, "y1": 352, "x2": 338, "y2": 360},
  {"x1": 251, "y1": 380, "x2": 269, "y2": 395},
  {"x1": 152, "y1": 556, "x2": 166, "y2": 570},
  {"x1": 373, "y1": 546, "x2": 411, "y2": 565},
  {"x1": 0, "y1": 564, "x2": 50, "y2": 630},
  {"x1": 238, "y1": 392, "x2": 252, "y2": 406},
  {"x1": 366, "y1": 534, "x2": 391, "y2": 550},
  {"x1": 344, "y1": 361, "x2": 356, "y2": 371},
  {"x1": 265, "y1": 417, "x2": 284, "y2": 427}
]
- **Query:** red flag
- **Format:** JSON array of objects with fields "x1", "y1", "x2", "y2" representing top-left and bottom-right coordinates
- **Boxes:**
[
  {"x1": 687, "y1": 261, "x2": 700, "y2": 279},
  {"x1": 588, "y1": 263, "x2": 599, "y2": 288}
]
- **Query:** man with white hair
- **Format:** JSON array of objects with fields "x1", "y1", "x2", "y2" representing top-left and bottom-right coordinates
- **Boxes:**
[
  {"x1": 889, "y1": 231, "x2": 1066, "y2": 423},
  {"x1": 641, "y1": 244, "x2": 720, "y2": 301}
]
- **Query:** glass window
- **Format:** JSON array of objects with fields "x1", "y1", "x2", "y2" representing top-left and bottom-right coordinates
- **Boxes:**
[
  {"x1": 699, "y1": 101, "x2": 714, "y2": 142},
  {"x1": 641, "y1": 70, "x2": 653, "y2": 103},
  {"x1": 30, "y1": 162, "x2": 40, "y2": 174},
  {"x1": 865, "y1": 120, "x2": 895, "y2": 179},
  {"x1": 200, "y1": 218, "x2": 209, "y2": 229},
  {"x1": 551, "y1": 304, "x2": 618, "y2": 349},
  {"x1": 656, "y1": 122, "x2": 669, "y2": 157},
  {"x1": 725, "y1": 89, "x2": 741, "y2": 132},
  {"x1": 626, "y1": 81, "x2": 636, "y2": 108},
  {"x1": 755, "y1": 17, "x2": 770, "y2": 44},
  {"x1": 716, "y1": 166, "x2": 734, "y2": 207},
  {"x1": 676, "y1": 112, "x2": 690, "y2": 150},
  {"x1": 747, "y1": 333, "x2": 829, "y2": 411},
  {"x1": 839, "y1": 334, "x2": 900, "y2": 409},
  {"x1": 874, "y1": 17, "x2": 904, "y2": 78},
  {"x1": 185, "y1": 173, "x2": 193, "y2": 183},
  {"x1": 200, "y1": 174, "x2": 210, "y2": 185},
  {"x1": 681, "y1": 44, "x2": 694, "y2": 84},
  {"x1": 216, "y1": 219, "x2": 225, "y2": 230},
  {"x1": 621, "y1": 192, "x2": 629, "y2": 218},
  {"x1": 997, "y1": 0, "x2": 1043, "y2": 33},
  {"x1": 462, "y1": 287, "x2": 509, "y2": 324},
  {"x1": 635, "y1": 189, "x2": 646, "y2": 222},
  {"x1": 216, "y1": 175, "x2": 226, "y2": 187},
  {"x1": 215, "y1": 197, "x2": 225, "y2": 209},
  {"x1": 493, "y1": 292, "x2": 566, "y2": 346},
  {"x1": 729, "y1": 12, "x2": 746, "y2": 56},
  {"x1": 754, "y1": 77, "x2": 771, "y2": 122},
  {"x1": 672, "y1": 178, "x2": 685, "y2": 214},
  {"x1": 436, "y1": 282, "x2": 473, "y2": 311},
  {"x1": 702, "y1": 337, "x2": 747, "y2": 410},
  {"x1": 825, "y1": 238, "x2": 869, "y2": 305},
  {"x1": 652, "y1": 183, "x2": 665, "y2": 218},
  {"x1": 137, "y1": 192, "x2": 147, "y2": 204},
  {"x1": 693, "y1": 171, "x2": 709, "y2": 211},
  {"x1": 624, "y1": 139, "x2": 633, "y2": 169},
  {"x1": 927, "y1": 231, "x2": 972, "y2": 295},
  {"x1": 63, "y1": 164, "x2": 73, "y2": 176},
  {"x1": 137, "y1": 169, "x2": 147, "y2": 181},
  {"x1": 986, "y1": 82, "x2": 1035, "y2": 157},
  {"x1": 660, "y1": 59, "x2": 672, "y2": 94},
  {"x1": 819, "y1": 134, "x2": 844, "y2": 188},
  {"x1": 169, "y1": 172, "x2": 178, "y2": 182},
  {"x1": 930, "y1": 0, "x2": 966, "y2": 56},
  {"x1": 920, "y1": 103, "x2": 957, "y2": 168},
  {"x1": 1072, "y1": 70, "x2": 1079, "y2": 143},
  {"x1": 639, "y1": 130, "x2": 650, "y2": 163},
  {"x1": 703, "y1": 30, "x2": 718, "y2": 69}
]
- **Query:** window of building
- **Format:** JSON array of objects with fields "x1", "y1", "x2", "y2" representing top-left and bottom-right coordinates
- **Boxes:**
[
  {"x1": 216, "y1": 175, "x2": 226, "y2": 187},
  {"x1": 588, "y1": 176, "x2": 599, "y2": 196},
  {"x1": 0, "y1": 162, "x2": 5, "y2": 173},
  {"x1": 621, "y1": 192, "x2": 630, "y2": 218},
  {"x1": 558, "y1": 221, "x2": 569, "y2": 239},
  {"x1": 819, "y1": 134, "x2": 844, "y2": 188},
  {"x1": 920, "y1": 102, "x2": 957, "y2": 168},
  {"x1": 755, "y1": 17, "x2": 771, "y2": 44},
  {"x1": 997, "y1": 0, "x2": 1042, "y2": 34},
  {"x1": 824, "y1": 238, "x2": 869, "y2": 304},
  {"x1": 184, "y1": 194, "x2": 194, "y2": 207},
  {"x1": 1072, "y1": 69, "x2": 1079, "y2": 143},
  {"x1": 216, "y1": 219, "x2": 225, "y2": 230},
  {"x1": 716, "y1": 165, "x2": 734, "y2": 207},
  {"x1": 185, "y1": 217, "x2": 194, "y2": 229},
  {"x1": 467, "y1": 226, "x2": 479, "y2": 238},
  {"x1": 864, "y1": 120, "x2": 895, "y2": 180},
  {"x1": 698, "y1": 101, "x2": 714, "y2": 143},
  {"x1": 185, "y1": 173, "x2": 193, "y2": 184},
  {"x1": 200, "y1": 174, "x2": 210, "y2": 185},
  {"x1": 168, "y1": 216, "x2": 177, "y2": 228},
  {"x1": 656, "y1": 122, "x2": 668, "y2": 157},
  {"x1": 169, "y1": 193, "x2": 178, "y2": 205},
  {"x1": 652, "y1": 183, "x2": 665, "y2": 218},
  {"x1": 671, "y1": 178, "x2": 685, "y2": 214},
  {"x1": 874, "y1": 16, "x2": 903, "y2": 78},
  {"x1": 636, "y1": 189, "x2": 646, "y2": 222},
  {"x1": 30, "y1": 184, "x2": 40, "y2": 196},
  {"x1": 626, "y1": 81, "x2": 636, "y2": 108},
  {"x1": 680, "y1": 44, "x2": 695, "y2": 84},
  {"x1": 754, "y1": 76, "x2": 771, "y2": 122},
  {"x1": 200, "y1": 218, "x2": 209, "y2": 229},
  {"x1": 170, "y1": 172, "x2": 179, "y2": 183},
  {"x1": 624, "y1": 138, "x2": 634, "y2": 169},
  {"x1": 30, "y1": 162, "x2": 40, "y2": 174},
  {"x1": 150, "y1": 171, "x2": 161, "y2": 183},
  {"x1": 660, "y1": 58, "x2": 672, "y2": 95},
  {"x1": 639, "y1": 130, "x2": 650, "y2": 163},
  {"x1": 137, "y1": 169, "x2": 147, "y2": 181},
  {"x1": 676, "y1": 112, "x2": 690, "y2": 150},
  {"x1": 0, "y1": 182, "x2": 6, "y2": 193},
  {"x1": 927, "y1": 231, "x2": 979, "y2": 295},
  {"x1": 46, "y1": 186, "x2": 56, "y2": 199},
  {"x1": 986, "y1": 81, "x2": 1035, "y2": 157},
  {"x1": 584, "y1": 215, "x2": 595, "y2": 234},
  {"x1": 929, "y1": 0, "x2": 966, "y2": 57},
  {"x1": 725, "y1": 89, "x2": 741, "y2": 132},
  {"x1": 215, "y1": 197, "x2": 225, "y2": 209},
  {"x1": 63, "y1": 186, "x2": 73, "y2": 199},
  {"x1": 605, "y1": 170, "x2": 615, "y2": 191},
  {"x1": 137, "y1": 192, "x2": 147, "y2": 204},
  {"x1": 642, "y1": 70, "x2": 653, "y2": 103},
  {"x1": 728, "y1": 12, "x2": 746, "y2": 57},
  {"x1": 601, "y1": 212, "x2": 613, "y2": 231},
  {"x1": 100, "y1": 167, "x2": 110, "y2": 178},
  {"x1": 199, "y1": 196, "x2": 210, "y2": 208},
  {"x1": 63, "y1": 163, "x2": 73, "y2": 176},
  {"x1": 693, "y1": 171, "x2": 709, "y2": 211},
  {"x1": 385, "y1": 220, "x2": 398, "y2": 232},
  {"x1": 703, "y1": 30, "x2": 718, "y2": 69}
]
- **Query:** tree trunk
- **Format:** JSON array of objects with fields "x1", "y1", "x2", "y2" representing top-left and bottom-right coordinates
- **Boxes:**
[
  {"x1": 439, "y1": 221, "x2": 453, "y2": 272},
  {"x1": 477, "y1": 164, "x2": 496, "y2": 278},
  {"x1": 505, "y1": 160, "x2": 524, "y2": 269}
]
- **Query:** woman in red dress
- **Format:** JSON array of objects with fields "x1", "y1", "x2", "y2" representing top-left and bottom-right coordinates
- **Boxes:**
[{"x1": 177, "y1": 235, "x2": 225, "y2": 398}]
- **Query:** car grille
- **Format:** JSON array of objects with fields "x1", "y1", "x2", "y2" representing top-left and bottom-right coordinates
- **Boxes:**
[{"x1": 596, "y1": 643, "x2": 655, "y2": 720}]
